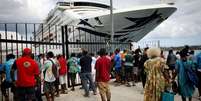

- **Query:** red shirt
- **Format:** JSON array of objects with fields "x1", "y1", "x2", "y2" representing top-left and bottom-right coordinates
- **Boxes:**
[
  {"x1": 58, "y1": 57, "x2": 68, "y2": 75},
  {"x1": 95, "y1": 56, "x2": 111, "y2": 82},
  {"x1": 15, "y1": 56, "x2": 39, "y2": 87}
]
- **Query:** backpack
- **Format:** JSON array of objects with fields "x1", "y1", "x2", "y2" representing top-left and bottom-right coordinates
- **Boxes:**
[{"x1": 44, "y1": 59, "x2": 58, "y2": 79}]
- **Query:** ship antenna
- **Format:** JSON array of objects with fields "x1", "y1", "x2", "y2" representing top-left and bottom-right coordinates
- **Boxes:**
[{"x1": 160, "y1": 0, "x2": 175, "y2": 5}]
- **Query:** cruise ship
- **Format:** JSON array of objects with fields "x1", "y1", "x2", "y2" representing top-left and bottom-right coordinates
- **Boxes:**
[{"x1": 36, "y1": 0, "x2": 177, "y2": 53}]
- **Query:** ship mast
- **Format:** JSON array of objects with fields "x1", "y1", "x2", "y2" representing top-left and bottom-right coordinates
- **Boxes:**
[{"x1": 110, "y1": 0, "x2": 114, "y2": 52}]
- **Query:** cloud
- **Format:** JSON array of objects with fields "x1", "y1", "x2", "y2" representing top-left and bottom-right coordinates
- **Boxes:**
[
  {"x1": 0, "y1": 0, "x2": 55, "y2": 22},
  {"x1": 85, "y1": 0, "x2": 201, "y2": 40},
  {"x1": 0, "y1": 0, "x2": 200, "y2": 46},
  {"x1": 142, "y1": 0, "x2": 201, "y2": 39}
]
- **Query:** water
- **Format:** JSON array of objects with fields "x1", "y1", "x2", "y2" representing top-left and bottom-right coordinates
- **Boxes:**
[
  {"x1": 163, "y1": 50, "x2": 201, "y2": 59},
  {"x1": 194, "y1": 50, "x2": 201, "y2": 55}
]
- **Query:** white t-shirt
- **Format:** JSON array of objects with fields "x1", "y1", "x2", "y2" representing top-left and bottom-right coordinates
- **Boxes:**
[
  {"x1": 43, "y1": 58, "x2": 56, "y2": 82},
  {"x1": 91, "y1": 57, "x2": 96, "y2": 74}
]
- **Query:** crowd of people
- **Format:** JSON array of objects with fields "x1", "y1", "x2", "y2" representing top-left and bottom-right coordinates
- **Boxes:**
[
  {"x1": 142, "y1": 46, "x2": 201, "y2": 101},
  {"x1": 0, "y1": 47, "x2": 111, "y2": 101},
  {"x1": 0, "y1": 45, "x2": 201, "y2": 101}
]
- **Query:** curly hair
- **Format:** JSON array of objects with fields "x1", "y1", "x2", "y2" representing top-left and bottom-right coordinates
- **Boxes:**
[{"x1": 147, "y1": 47, "x2": 161, "y2": 58}]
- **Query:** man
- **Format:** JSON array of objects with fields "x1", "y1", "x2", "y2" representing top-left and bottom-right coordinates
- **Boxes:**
[
  {"x1": 95, "y1": 48, "x2": 111, "y2": 101},
  {"x1": 120, "y1": 49, "x2": 128, "y2": 84},
  {"x1": 1, "y1": 54, "x2": 15, "y2": 101},
  {"x1": 58, "y1": 55, "x2": 68, "y2": 94},
  {"x1": 114, "y1": 48, "x2": 121, "y2": 84},
  {"x1": 124, "y1": 50, "x2": 134, "y2": 87},
  {"x1": 133, "y1": 49, "x2": 141, "y2": 85},
  {"x1": 33, "y1": 54, "x2": 43, "y2": 101},
  {"x1": 68, "y1": 53, "x2": 80, "y2": 91},
  {"x1": 43, "y1": 51, "x2": 57, "y2": 101},
  {"x1": 139, "y1": 47, "x2": 149, "y2": 88},
  {"x1": 80, "y1": 49, "x2": 97, "y2": 97},
  {"x1": 197, "y1": 52, "x2": 201, "y2": 99},
  {"x1": 166, "y1": 49, "x2": 177, "y2": 70},
  {"x1": 11, "y1": 48, "x2": 39, "y2": 101}
]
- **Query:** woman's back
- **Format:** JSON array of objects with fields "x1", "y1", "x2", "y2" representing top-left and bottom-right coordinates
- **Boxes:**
[{"x1": 176, "y1": 60, "x2": 195, "y2": 97}]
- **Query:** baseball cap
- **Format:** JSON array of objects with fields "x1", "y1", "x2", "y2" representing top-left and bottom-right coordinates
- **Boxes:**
[{"x1": 23, "y1": 48, "x2": 32, "y2": 55}]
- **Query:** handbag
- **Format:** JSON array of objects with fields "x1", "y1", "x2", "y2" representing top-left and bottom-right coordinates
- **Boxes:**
[
  {"x1": 172, "y1": 81, "x2": 178, "y2": 94},
  {"x1": 162, "y1": 91, "x2": 174, "y2": 101},
  {"x1": 162, "y1": 79, "x2": 176, "y2": 101}
]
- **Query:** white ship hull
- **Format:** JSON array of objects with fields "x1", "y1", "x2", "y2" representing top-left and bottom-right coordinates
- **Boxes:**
[
  {"x1": 35, "y1": 1, "x2": 177, "y2": 53},
  {"x1": 57, "y1": 3, "x2": 177, "y2": 42},
  {"x1": 73, "y1": 5, "x2": 176, "y2": 42}
]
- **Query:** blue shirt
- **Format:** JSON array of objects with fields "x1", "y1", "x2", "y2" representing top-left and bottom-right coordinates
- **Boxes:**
[
  {"x1": 197, "y1": 52, "x2": 201, "y2": 69},
  {"x1": 3, "y1": 59, "x2": 15, "y2": 82},
  {"x1": 114, "y1": 53, "x2": 121, "y2": 69}
]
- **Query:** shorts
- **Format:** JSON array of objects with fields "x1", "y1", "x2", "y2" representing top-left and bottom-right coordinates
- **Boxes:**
[
  {"x1": 115, "y1": 68, "x2": 121, "y2": 76},
  {"x1": 115, "y1": 67, "x2": 121, "y2": 73},
  {"x1": 59, "y1": 74, "x2": 67, "y2": 85},
  {"x1": 54, "y1": 78, "x2": 60, "y2": 86},
  {"x1": 97, "y1": 82, "x2": 111, "y2": 98},
  {"x1": 1, "y1": 81, "x2": 13, "y2": 96},
  {"x1": 43, "y1": 81, "x2": 55, "y2": 93},
  {"x1": 16, "y1": 87, "x2": 36, "y2": 101},
  {"x1": 133, "y1": 67, "x2": 138, "y2": 75},
  {"x1": 125, "y1": 67, "x2": 133, "y2": 74}
]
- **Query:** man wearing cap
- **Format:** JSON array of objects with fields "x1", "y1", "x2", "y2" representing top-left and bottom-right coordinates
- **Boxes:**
[{"x1": 11, "y1": 48, "x2": 40, "y2": 101}]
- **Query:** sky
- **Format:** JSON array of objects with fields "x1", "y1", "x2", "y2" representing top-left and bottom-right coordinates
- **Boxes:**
[{"x1": 0, "y1": 0, "x2": 201, "y2": 46}]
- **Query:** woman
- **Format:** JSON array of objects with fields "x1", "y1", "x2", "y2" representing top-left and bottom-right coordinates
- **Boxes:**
[
  {"x1": 139, "y1": 47, "x2": 149, "y2": 88},
  {"x1": 144, "y1": 48, "x2": 170, "y2": 101},
  {"x1": 176, "y1": 51, "x2": 195, "y2": 101},
  {"x1": 68, "y1": 53, "x2": 80, "y2": 91}
]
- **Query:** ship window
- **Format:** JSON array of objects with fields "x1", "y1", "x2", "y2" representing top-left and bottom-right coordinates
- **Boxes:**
[
  {"x1": 58, "y1": 2, "x2": 70, "y2": 6},
  {"x1": 74, "y1": 2, "x2": 110, "y2": 9}
]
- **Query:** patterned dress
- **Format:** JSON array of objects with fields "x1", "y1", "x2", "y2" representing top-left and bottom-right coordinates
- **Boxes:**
[{"x1": 144, "y1": 57, "x2": 169, "y2": 101}]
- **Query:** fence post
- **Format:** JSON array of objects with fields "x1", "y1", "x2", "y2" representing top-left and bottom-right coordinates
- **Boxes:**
[
  {"x1": 5, "y1": 23, "x2": 8, "y2": 55},
  {"x1": 64, "y1": 25, "x2": 69, "y2": 59},
  {"x1": 16, "y1": 23, "x2": 19, "y2": 58},
  {"x1": 11, "y1": 35, "x2": 13, "y2": 54},
  {"x1": 61, "y1": 26, "x2": 65, "y2": 57}
]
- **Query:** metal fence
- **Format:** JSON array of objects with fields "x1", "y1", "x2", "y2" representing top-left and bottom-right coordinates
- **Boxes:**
[
  {"x1": 0, "y1": 23, "x2": 131, "y2": 88},
  {"x1": 62, "y1": 25, "x2": 131, "y2": 59},
  {"x1": 0, "y1": 23, "x2": 64, "y2": 63}
]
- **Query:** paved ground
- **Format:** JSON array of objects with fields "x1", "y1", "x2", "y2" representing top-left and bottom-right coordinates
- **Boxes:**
[
  {"x1": 48, "y1": 82, "x2": 200, "y2": 101},
  {"x1": 1, "y1": 81, "x2": 200, "y2": 101}
]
